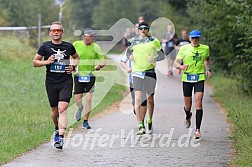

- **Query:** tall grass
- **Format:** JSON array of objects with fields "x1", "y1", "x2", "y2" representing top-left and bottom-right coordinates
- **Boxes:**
[
  {"x1": 0, "y1": 59, "x2": 51, "y2": 163},
  {"x1": 208, "y1": 73, "x2": 252, "y2": 166}
]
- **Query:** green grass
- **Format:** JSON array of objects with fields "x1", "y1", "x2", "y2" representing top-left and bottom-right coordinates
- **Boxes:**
[
  {"x1": 0, "y1": 60, "x2": 51, "y2": 164},
  {"x1": 208, "y1": 73, "x2": 252, "y2": 166},
  {"x1": 0, "y1": 34, "x2": 127, "y2": 165}
]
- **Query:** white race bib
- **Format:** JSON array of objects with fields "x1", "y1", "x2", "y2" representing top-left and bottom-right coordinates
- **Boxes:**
[
  {"x1": 78, "y1": 75, "x2": 91, "y2": 82},
  {"x1": 132, "y1": 71, "x2": 146, "y2": 79},
  {"x1": 50, "y1": 62, "x2": 66, "y2": 73}
]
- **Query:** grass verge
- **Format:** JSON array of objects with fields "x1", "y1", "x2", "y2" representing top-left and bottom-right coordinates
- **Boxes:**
[
  {"x1": 0, "y1": 33, "x2": 127, "y2": 164},
  {"x1": 0, "y1": 58, "x2": 126, "y2": 165},
  {"x1": 208, "y1": 73, "x2": 252, "y2": 166}
]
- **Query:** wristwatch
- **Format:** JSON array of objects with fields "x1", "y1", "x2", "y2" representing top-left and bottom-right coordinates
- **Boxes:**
[
  {"x1": 206, "y1": 67, "x2": 211, "y2": 72},
  {"x1": 72, "y1": 65, "x2": 76, "y2": 71}
]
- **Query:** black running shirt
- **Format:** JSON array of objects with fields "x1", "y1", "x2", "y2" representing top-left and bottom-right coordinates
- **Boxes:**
[{"x1": 37, "y1": 41, "x2": 76, "y2": 83}]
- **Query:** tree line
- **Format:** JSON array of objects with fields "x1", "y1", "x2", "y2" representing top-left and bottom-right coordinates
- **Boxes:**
[
  {"x1": 0, "y1": 0, "x2": 251, "y2": 93},
  {"x1": 187, "y1": 0, "x2": 252, "y2": 94}
]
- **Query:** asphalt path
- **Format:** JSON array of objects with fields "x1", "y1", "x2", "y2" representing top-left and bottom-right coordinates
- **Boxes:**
[{"x1": 3, "y1": 54, "x2": 233, "y2": 167}]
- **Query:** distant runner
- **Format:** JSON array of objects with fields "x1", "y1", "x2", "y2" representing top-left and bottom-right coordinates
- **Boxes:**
[{"x1": 175, "y1": 29, "x2": 190, "y2": 75}]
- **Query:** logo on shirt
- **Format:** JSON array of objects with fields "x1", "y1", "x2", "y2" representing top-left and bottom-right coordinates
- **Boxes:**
[
  {"x1": 51, "y1": 48, "x2": 66, "y2": 62},
  {"x1": 192, "y1": 51, "x2": 203, "y2": 66}
]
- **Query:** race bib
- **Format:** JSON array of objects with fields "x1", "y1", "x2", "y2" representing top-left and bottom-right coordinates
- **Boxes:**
[
  {"x1": 168, "y1": 41, "x2": 174, "y2": 47},
  {"x1": 78, "y1": 75, "x2": 91, "y2": 83},
  {"x1": 186, "y1": 74, "x2": 199, "y2": 82},
  {"x1": 132, "y1": 71, "x2": 146, "y2": 79},
  {"x1": 50, "y1": 62, "x2": 66, "y2": 73}
]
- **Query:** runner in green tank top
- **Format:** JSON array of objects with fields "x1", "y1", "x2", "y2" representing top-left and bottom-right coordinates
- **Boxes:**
[{"x1": 174, "y1": 30, "x2": 212, "y2": 139}]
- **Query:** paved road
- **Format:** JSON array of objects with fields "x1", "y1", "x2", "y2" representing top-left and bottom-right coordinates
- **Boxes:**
[{"x1": 4, "y1": 55, "x2": 233, "y2": 167}]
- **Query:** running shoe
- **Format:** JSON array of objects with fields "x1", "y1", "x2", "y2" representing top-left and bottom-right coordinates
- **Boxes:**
[
  {"x1": 75, "y1": 105, "x2": 84, "y2": 121},
  {"x1": 184, "y1": 112, "x2": 192, "y2": 128},
  {"x1": 83, "y1": 120, "x2": 91, "y2": 129},
  {"x1": 54, "y1": 129, "x2": 59, "y2": 142},
  {"x1": 54, "y1": 137, "x2": 64, "y2": 149},
  {"x1": 136, "y1": 127, "x2": 146, "y2": 135},
  {"x1": 195, "y1": 129, "x2": 201, "y2": 139}
]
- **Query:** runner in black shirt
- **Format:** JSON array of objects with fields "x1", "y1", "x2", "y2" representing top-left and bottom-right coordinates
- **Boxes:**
[{"x1": 33, "y1": 21, "x2": 79, "y2": 149}]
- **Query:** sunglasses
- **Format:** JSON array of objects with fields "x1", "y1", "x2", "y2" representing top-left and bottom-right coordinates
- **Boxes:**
[
  {"x1": 191, "y1": 37, "x2": 200, "y2": 39},
  {"x1": 138, "y1": 27, "x2": 148, "y2": 30},
  {"x1": 50, "y1": 29, "x2": 63, "y2": 33}
]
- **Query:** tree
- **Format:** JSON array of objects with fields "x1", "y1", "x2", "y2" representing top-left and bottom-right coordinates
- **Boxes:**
[
  {"x1": 0, "y1": 0, "x2": 58, "y2": 27},
  {"x1": 64, "y1": 0, "x2": 99, "y2": 30},
  {"x1": 0, "y1": 0, "x2": 59, "y2": 47},
  {"x1": 92, "y1": 0, "x2": 140, "y2": 29},
  {"x1": 187, "y1": 0, "x2": 252, "y2": 94}
]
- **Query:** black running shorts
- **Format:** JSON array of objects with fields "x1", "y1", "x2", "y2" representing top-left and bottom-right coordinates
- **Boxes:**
[
  {"x1": 45, "y1": 78, "x2": 73, "y2": 107},
  {"x1": 74, "y1": 75, "x2": 96, "y2": 94},
  {"x1": 183, "y1": 80, "x2": 205, "y2": 97}
]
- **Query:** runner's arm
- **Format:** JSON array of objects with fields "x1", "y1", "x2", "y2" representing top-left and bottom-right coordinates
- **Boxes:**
[
  {"x1": 204, "y1": 57, "x2": 211, "y2": 70},
  {"x1": 33, "y1": 54, "x2": 54, "y2": 67},
  {"x1": 174, "y1": 58, "x2": 181, "y2": 69},
  {"x1": 126, "y1": 48, "x2": 133, "y2": 59},
  {"x1": 99, "y1": 59, "x2": 106, "y2": 68},
  {"x1": 94, "y1": 59, "x2": 106, "y2": 70},
  {"x1": 154, "y1": 49, "x2": 165, "y2": 61},
  {"x1": 120, "y1": 52, "x2": 132, "y2": 73},
  {"x1": 120, "y1": 61, "x2": 132, "y2": 73},
  {"x1": 174, "y1": 58, "x2": 188, "y2": 70},
  {"x1": 205, "y1": 57, "x2": 212, "y2": 78},
  {"x1": 71, "y1": 52, "x2": 79, "y2": 67}
]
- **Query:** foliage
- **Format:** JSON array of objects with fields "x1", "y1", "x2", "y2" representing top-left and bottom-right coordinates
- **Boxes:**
[
  {"x1": 63, "y1": 0, "x2": 99, "y2": 30},
  {"x1": 92, "y1": 0, "x2": 140, "y2": 29},
  {"x1": 0, "y1": 0, "x2": 58, "y2": 26},
  {"x1": 187, "y1": 0, "x2": 252, "y2": 94},
  {"x1": 0, "y1": 0, "x2": 59, "y2": 47},
  {"x1": 227, "y1": 0, "x2": 252, "y2": 94}
]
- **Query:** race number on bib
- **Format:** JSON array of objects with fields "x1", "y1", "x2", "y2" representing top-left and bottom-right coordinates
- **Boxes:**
[
  {"x1": 186, "y1": 74, "x2": 199, "y2": 82},
  {"x1": 132, "y1": 71, "x2": 146, "y2": 79},
  {"x1": 168, "y1": 41, "x2": 174, "y2": 47},
  {"x1": 78, "y1": 75, "x2": 91, "y2": 82},
  {"x1": 50, "y1": 62, "x2": 66, "y2": 73}
]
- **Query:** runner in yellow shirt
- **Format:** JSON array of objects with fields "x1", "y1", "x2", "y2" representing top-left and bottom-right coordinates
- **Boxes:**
[
  {"x1": 126, "y1": 22, "x2": 165, "y2": 135},
  {"x1": 174, "y1": 30, "x2": 212, "y2": 139},
  {"x1": 73, "y1": 28, "x2": 105, "y2": 129}
]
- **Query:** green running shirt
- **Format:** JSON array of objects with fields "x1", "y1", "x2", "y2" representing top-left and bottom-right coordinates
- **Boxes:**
[
  {"x1": 73, "y1": 41, "x2": 104, "y2": 76},
  {"x1": 176, "y1": 44, "x2": 210, "y2": 82},
  {"x1": 128, "y1": 36, "x2": 161, "y2": 72}
]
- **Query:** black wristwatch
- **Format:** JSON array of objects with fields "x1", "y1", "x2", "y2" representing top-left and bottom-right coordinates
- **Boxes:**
[
  {"x1": 72, "y1": 65, "x2": 76, "y2": 71},
  {"x1": 206, "y1": 67, "x2": 211, "y2": 72}
]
